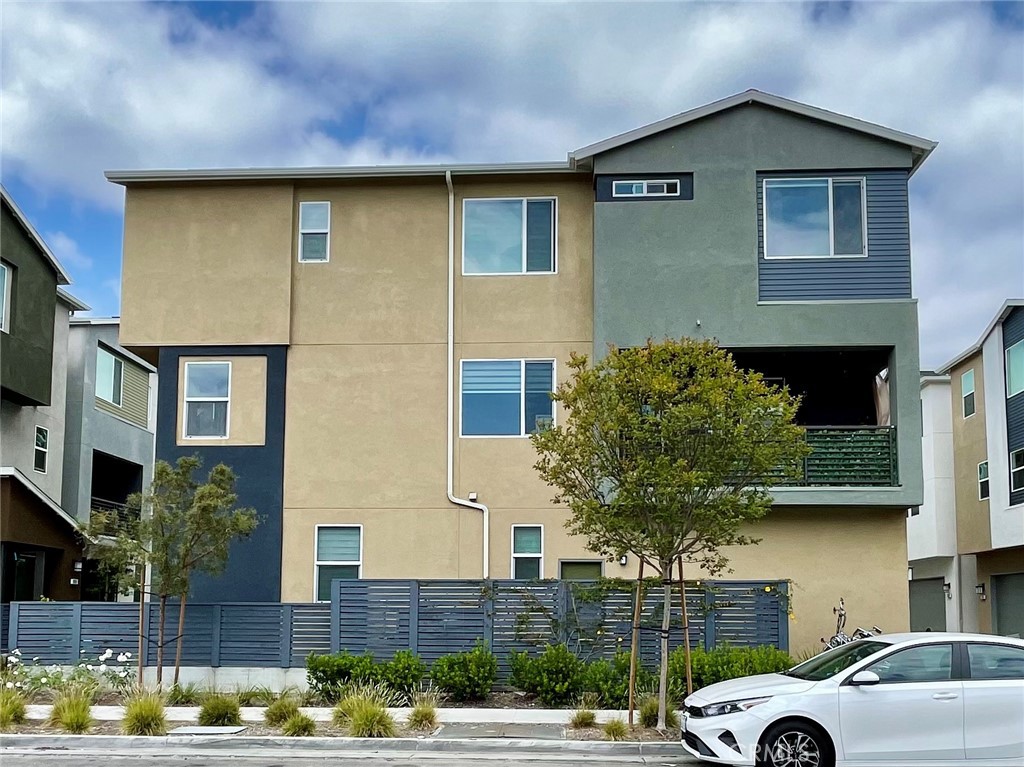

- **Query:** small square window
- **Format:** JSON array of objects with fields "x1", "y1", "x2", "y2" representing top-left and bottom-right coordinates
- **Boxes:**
[
  {"x1": 299, "y1": 201, "x2": 330, "y2": 262},
  {"x1": 512, "y1": 525, "x2": 542, "y2": 579},
  {"x1": 463, "y1": 198, "x2": 555, "y2": 274},
  {"x1": 33, "y1": 426, "x2": 48, "y2": 473},
  {"x1": 461, "y1": 359, "x2": 555, "y2": 437},
  {"x1": 315, "y1": 526, "x2": 361, "y2": 601},
  {"x1": 183, "y1": 361, "x2": 230, "y2": 438},
  {"x1": 978, "y1": 461, "x2": 990, "y2": 501}
]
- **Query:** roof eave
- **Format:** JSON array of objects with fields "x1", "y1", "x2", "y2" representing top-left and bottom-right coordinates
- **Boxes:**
[
  {"x1": 936, "y1": 299, "x2": 1024, "y2": 374},
  {"x1": 0, "y1": 186, "x2": 74, "y2": 284},
  {"x1": 57, "y1": 287, "x2": 91, "y2": 312}
]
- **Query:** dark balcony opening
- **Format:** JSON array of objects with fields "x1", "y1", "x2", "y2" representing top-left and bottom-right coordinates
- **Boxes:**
[
  {"x1": 85, "y1": 451, "x2": 143, "y2": 601},
  {"x1": 730, "y1": 348, "x2": 898, "y2": 487}
]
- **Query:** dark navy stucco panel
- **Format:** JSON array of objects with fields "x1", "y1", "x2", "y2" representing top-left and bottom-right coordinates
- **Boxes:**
[
  {"x1": 1004, "y1": 307, "x2": 1024, "y2": 505},
  {"x1": 757, "y1": 170, "x2": 912, "y2": 300},
  {"x1": 156, "y1": 346, "x2": 286, "y2": 602}
]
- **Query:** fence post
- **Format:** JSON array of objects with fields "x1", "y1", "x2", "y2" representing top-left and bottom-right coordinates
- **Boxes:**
[
  {"x1": 330, "y1": 579, "x2": 341, "y2": 654},
  {"x1": 408, "y1": 582, "x2": 419, "y2": 655},
  {"x1": 777, "y1": 581, "x2": 790, "y2": 652},
  {"x1": 703, "y1": 584, "x2": 716, "y2": 651},
  {"x1": 70, "y1": 603, "x2": 83, "y2": 663},
  {"x1": 482, "y1": 580, "x2": 494, "y2": 649},
  {"x1": 7, "y1": 603, "x2": 19, "y2": 652},
  {"x1": 280, "y1": 605, "x2": 293, "y2": 668},
  {"x1": 211, "y1": 605, "x2": 222, "y2": 667}
]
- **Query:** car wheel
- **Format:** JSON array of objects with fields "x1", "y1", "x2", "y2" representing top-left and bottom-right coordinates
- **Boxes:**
[{"x1": 758, "y1": 721, "x2": 834, "y2": 767}]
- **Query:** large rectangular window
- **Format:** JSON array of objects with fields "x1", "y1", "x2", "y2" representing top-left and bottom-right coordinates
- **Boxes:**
[
  {"x1": 33, "y1": 426, "x2": 48, "y2": 473},
  {"x1": 461, "y1": 359, "x2": 554, "y2": 436},
  {"x1": 315, "y1": 525, "x2": 361, "y2": 601},
  {"x1": 0, "y1": 262, "x2": 10, "y2": 333},
  {"x1": 463, "y1": 198, "x2": 555, "y2": 274},
  {"x1": 979, "y1": 461, "x2": 990, "y2": 501},
  {"x1": 96, "y1": 346, "x2": 124, "y2": 406},
  {"x1": 183, "y1": 361, "x2": 230, "y2": 438},
  {"x1": 1007, "y1": 340, "x2": 1024, "y2": 399},
  {"x1": 512, "y1": 525, "x2": 542, "y2": 579},
  {"x1": 962, "y1": 369, "x2": 976, "y2": 418},
  {"x1": 1012, "y1": 449, "x2": 1024, "y2": 493},
  {"x1": 298, "y1": 201, "x2": 330, "y2": 262},
  {"x1": 763, "y1": 177, "x2": 866, "y2": 258}
]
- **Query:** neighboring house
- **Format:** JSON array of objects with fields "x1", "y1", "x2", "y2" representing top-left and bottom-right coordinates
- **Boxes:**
[
  {"x1": 109, "y1": 90, "x2": 934, "y2": 651},
  {"x1": 909, "y1": 301, "x2": 1024, "y2": 638},
  {"x1": 0, "y1": 186, "x2": 156, "y2": 602}
]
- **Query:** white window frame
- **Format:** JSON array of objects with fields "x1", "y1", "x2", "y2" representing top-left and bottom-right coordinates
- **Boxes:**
[
  {"x1": 962, "y1": 368, "x2": 976, "y2": 419},
  {"x1": 1011, "y1": 449, "x2": 1024, "y2": 493},
  {"x1": 1007, "y1": 340, "x2": 1024, "y2": 399},
  {"x1": 182, "y1": 360, "x2": 231, "y2": 440},
  {"x1": 611, "y1": 179, "x2": 681, "y2": 198},
  {"x1": 0, "y1": 261, "x2": 10, "y2": 333},
  {"x1": 978, "y1": 461, "x2": 990, "y2": 501},
  {"x1": 459, "y1": 358, "x2": 556, "y2": 438},
  {"x1": 461, "y1": 197, "x2": 558, "y2": 276},
  {"x1": 313, "y1": 524, "x2": 362, "y2": 602},
  {"x1": 762, "y1": 177, "x2": 868, "y2": 260},
  {"x1": 511, "y1": 524, "x2": 543, "y2": 579},
  {"x1": 33, "y1": 425, "x2": 48, "y2": 474},
  {"x1": 96, "y1": 346, "x2": 125, "y2": 407},
  {"x1": 298, "y1": 201, "x2": 331, "y2": 263}
]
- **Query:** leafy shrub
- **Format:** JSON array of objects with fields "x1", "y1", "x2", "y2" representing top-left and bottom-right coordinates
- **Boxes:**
[
  {"x1": 568, "y1": 708, "x2": 596, "y2": 729},
  {"x1": 347, "y1": 699, "x2": 396, "y2": 738},
  {"x1": 638, "y1": 696, "x2": 678, "y2": 729},
  {"x1": 305, "y1": 651, "x2": 378, "y2": 702},
  {"x1": 282, "y1": 712, "x2": 317, "y2": 737},
  {"x1": 669, "y1": 645, "x2": 794, "y2": 691},
  {"x1": 122, "y1": 691, "x2": 167, "y2": 736},
  {"x1": 0, "y1": 689, "x2": 27, "y2": 730},
  {"x1": 166, "y1": 682, "x2": 204, "y2": 705},
  {"x1": 381, "y1": 650, "x2": 426, "y2": 699},
  {"x1": 511, "y1": 645, "x2": 583, "y2": 707},
  {"x1": 264, "y1": 697, "x2": 300, "y2": 726},
  {"x1": 198, "y1": 695, "x2": 241, "y2": 726},
  {"x1": 508, "y1": 650, "x2": 539, "y2": 693},
  {"x1": 602, "y1": 718, "x2": 628, "y2": 741},
  {"x1": 431, "y1": 644, "x2": 497, "y2": 702},
  {"x1": 50, "y1": 687, "x2": 92, "y2": 733},
  {"x1": 581, "y1": 651, "x2": 655, "y2": 709},
  {"x1": 407, "y1": 700, "x2": 437, "y2": 731}
]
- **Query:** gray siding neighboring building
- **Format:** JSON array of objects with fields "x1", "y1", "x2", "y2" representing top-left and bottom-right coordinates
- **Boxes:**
[{"x1": 1004, "y1": 307, "x2": 1024, "y2": 507}]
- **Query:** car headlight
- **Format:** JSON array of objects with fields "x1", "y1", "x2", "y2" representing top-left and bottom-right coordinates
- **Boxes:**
[{"x1": 701, "y1": 697, "x2": 772, "y2": 716}]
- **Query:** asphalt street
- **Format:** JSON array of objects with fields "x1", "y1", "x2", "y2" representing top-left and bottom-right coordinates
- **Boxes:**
[{"x1": 1, "y1": 754, "x2": 698, "y2": 767}]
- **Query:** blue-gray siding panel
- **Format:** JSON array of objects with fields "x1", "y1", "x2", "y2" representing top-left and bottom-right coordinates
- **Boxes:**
[
  {"x1": 758, "y1": 171, "x2": 912, "y2": 301},
  {"x1": 1004, "y1": 307, "x2": 1024, "y2": 505}
]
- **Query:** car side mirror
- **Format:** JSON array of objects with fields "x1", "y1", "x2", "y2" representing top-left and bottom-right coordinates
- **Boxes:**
[{"x1": 849, "y1": 670, "x2": 881, "y2": 686}]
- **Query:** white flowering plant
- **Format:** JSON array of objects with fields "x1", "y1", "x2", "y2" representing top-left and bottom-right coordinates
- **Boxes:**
[{"x1": 1, "y1": 648, "x2": 136, "y2": 698}]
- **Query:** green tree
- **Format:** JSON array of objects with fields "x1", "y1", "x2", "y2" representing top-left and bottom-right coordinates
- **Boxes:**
[
  {"x1": 532, "y1": 339, "x2": 809, "y2": 729},
  {"x1": 83, "y1": 456, "x2": 259, "y2": 686}
]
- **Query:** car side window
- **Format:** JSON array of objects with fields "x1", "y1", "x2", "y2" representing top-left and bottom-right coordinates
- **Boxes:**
[
  {"x1": 867, "y1": 644, "x2": 953, "y2": 683},
  {"x1": 967, "y1": 643, "x2": 1024, "y2": 680}
]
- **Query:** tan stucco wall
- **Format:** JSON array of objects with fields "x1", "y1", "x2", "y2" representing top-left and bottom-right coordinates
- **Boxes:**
[
  {"x1": 120, "y1": 185, "x2": 293, "y2": 347},
  {"x1": 176, "y1": 355, "x2": 267, "y2": 446},
  {"x1": 974, "y1": 546, "x2": 1024, "y2": 633},
  {"x1": 951, "y1": 354, "x2": 990, "y2": 553}
]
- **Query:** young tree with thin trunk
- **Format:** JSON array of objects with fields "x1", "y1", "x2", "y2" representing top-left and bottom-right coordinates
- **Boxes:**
[
  {"x1": 82, "y1": 456, "x2": 258, "y2": 686},
  {"x1": 532, "y1": 339, "x2": 809, "y2": 729}
]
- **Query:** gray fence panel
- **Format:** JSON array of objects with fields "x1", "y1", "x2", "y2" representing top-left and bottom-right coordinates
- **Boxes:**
[
  {"x1": 219, "y1": 604, "x2": 287, "y2": 667},
  {"x1": 8, "y1": 603, "x2": 76, "y2": 662},
  {"x1": 145, "y1": 602, "x2": 216, "y2": 666},
  {"x1": 1, "y1": 604, "x2": 9, "y2": 652},
  {"x1": 79, "y1": 603, "x2": 140, "y2": 660},
  {"x1": 415, "y1": 581, "x2": 488, "y2": 666},
  {"x1": 333, "y1": 581, "x2": 414, "y2": 660},
  {"x1": 291, "y1": 603, "x2": 331, "y2": 665}
]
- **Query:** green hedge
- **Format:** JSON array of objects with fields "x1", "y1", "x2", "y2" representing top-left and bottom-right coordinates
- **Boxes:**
[
  {"x1": 668, "y1": 645, "x2": 794, "y2": 691},
  {"x1": 431, "y1": 644, "x2": 497, "y2": 701},
  {"x1": 305, "y1": 650, "x2": 426, "y2": 702}
]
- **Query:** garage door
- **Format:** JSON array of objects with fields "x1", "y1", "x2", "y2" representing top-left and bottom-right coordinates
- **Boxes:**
[
  {"x1": 992, "y1": 573, "x2": 1024, "y2": 638},
  {"x1": 910, "y1": 578, "x2": 947, "y2": 632}
]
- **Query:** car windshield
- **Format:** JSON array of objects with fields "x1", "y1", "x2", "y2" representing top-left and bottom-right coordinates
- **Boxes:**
[{"x1": 785, "y1": 640, "x2": 891, "y2": 681}]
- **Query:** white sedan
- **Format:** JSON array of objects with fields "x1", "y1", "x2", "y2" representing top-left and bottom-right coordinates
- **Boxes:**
[{"x1": 681, "y1": 632, "x2": 1024, "y2": 767}]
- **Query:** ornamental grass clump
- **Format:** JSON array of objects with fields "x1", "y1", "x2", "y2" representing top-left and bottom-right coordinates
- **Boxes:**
[
  {"x1": 568, "y1": 708, "x2": 596, "y2": 729},
  {"x1": 639, "y1": 695, "x2": 678, "y2": 729},
  {"x1": 264, "y1": 696, "x2": 300, "y2": 726},
  {"x1": 602, "y1": 718, "x2": 628, "y2": 741},
  {"x1": 281, "y1": 712, "x2": 317, "y2": 736},
  {"x1": 0, "y1": 689, "x2": 27, "y2": 730},
  {"x1": 346, "y1": 698, "x2": 396, "y2": 738},
  {"x1": 122, "y1": 690, "x2": 167, "y2": 736},
  {"x1": 166, "y1": 682, "x2": 205, "y2": 705},
  {"x1": 50, "y1": 686, "x2": 93, "y2": 733},
  {"x1": 197, "y1": 694, "x2": 241, "y2": 726}
]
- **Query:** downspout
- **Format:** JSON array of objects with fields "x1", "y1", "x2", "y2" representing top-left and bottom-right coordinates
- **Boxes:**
[{"x1": 445, "y1": 170, "x2": 490, "y2": 578}]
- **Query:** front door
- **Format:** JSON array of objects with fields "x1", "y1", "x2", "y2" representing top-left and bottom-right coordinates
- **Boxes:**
[
  {"x1": 909, "y1": 577, "x2": 947, "y2": 631},
  {"x1": 838, "y1": 643, "x2": 965, "y2": 761},
  {"x1": 992, "y1": 573, "x2": 1024, "y2": 637}
]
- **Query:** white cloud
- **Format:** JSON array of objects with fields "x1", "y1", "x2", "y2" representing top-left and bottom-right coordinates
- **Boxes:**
[
  {"x1": 43, "y1": 230, "x2": 92, "y2": 273},
  {"x1": 2, "y1": 1, "x2": 1021, "y2": 367}
]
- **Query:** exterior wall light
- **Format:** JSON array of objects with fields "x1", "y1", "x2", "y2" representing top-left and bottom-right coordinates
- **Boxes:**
[
  {"x1": 943, "y1": 582, "x2": 952, "y2": 599},
  {"x1": 618, "y1": 555, "x2": 628, "y2": 566},
  {"x1": 975, "y1": 583, "x2": 987, "y2": 601}
]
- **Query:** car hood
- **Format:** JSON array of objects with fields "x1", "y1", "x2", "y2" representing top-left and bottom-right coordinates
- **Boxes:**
[{"x1": 685, "y1": 673, "x2": 816, "y2": 706}]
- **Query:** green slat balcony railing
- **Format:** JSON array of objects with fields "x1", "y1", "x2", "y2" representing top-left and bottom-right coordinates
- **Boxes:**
[{"x1": 781, "y1": 426, "x2": 899, "y2": 487}]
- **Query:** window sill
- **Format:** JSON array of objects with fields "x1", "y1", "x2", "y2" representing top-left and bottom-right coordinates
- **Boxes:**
[
  {"x1": 462, "y1": 271, "x2": 558, "y2": 277},
  {"x1": 762, "y1": 254, "x2": 868, "y2": 261},
  {"x1": 460, "y1": 434, "x2": 536, "y2": 440}
]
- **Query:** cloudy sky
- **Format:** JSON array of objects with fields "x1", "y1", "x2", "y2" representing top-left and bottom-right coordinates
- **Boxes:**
[{"x1": 2, "y1": 0, "x2": 1022, "y2": 368}]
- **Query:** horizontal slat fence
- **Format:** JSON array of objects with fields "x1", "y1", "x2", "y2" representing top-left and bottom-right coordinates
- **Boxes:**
[{"x1": 4, "y1": 579, "x2": 787, "y2": 667}]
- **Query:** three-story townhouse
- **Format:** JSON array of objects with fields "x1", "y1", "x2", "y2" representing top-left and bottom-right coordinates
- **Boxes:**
[{"x1": 109, "y1": 90, "x2": 935, "y2": 651}]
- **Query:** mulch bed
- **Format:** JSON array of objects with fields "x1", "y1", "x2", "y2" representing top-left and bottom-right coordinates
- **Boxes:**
[{"x1": 568, "y1": 725, "x2": 680, "y2": 742}]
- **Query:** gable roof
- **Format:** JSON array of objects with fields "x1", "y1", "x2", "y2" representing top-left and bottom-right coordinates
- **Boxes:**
[
  {"x1": 0, "y1": 466, "x2": 83, "y2": 535},
  {"x1": 937, "y1": 299, "x2": 1024, "y2": 374},
  {"x1": 0, "y1": 185, "x2": 73, "y2": 285},
  {"x1": 570, "y1": 90, "x2": 937, "y2": 175}
]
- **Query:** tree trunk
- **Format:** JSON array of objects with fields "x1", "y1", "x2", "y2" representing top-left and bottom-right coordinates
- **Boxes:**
[
  {"x1": 657, "y1": 563, "x2": 671, "y2": 731},
  {"x1": 155, "y1": 594, "x2": 166, "y2": 687},
  {"x1": 173, "y1": 593, "x2": 187, "y2": 686},
  {"x1": 627, "y1": 559, "x2": 644, "y2": 726},
  {"x1": 678, "y1": 557, "x2": 693, "y2": 697}
]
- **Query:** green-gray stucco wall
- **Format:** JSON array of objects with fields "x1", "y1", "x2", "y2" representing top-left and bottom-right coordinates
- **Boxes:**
[
  {"x1": 592, "y1": 103, "x2": 923, "y2": 508},
  {"x1": 1, "y1": 201, "x2": 57, "y2": 406}
]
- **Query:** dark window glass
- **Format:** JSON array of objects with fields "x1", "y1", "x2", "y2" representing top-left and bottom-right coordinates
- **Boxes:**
[
  {"x1": 525, "y1": 361, "x2": 554, "y2": 434},
  {"x1": 833, "y1": 180, "x2": 865, "y2": 255},
  {"x1": 786, "y1": 640, "x2": 890, "y2": 681},
  {"x1": 868, "y1": 644, "x2": 953, "y2": 683},
  {"x1": 968, "y1": 643, "x2": 1024, "y2": 680},
  {"x1": 560, "y1": 561, "x2": 602, "y2": 580},
  {"x1": 316, "y1": 565, "x2": 359, "y2": 601},
  {"x1": 526, "y1": 200, "x2": 554, "y2": 272}
]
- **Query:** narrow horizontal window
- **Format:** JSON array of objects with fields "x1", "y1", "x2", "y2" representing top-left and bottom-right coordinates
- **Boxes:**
[
  {"x1": 763, "y1": 177, "x2": 866, "y2": 258},
  {"x1": 315, "y1": 526, "x2": 361, "y2": 601},
  {"x1": 96, "y1": 347, "x2": 124, "y2": 406},
  {"x1": 962, "y1": 369, "x2": 976, "y2": 418},
  {"x1": 612, "y1": 179, "x2": 680, "y2": 198},
  {"x1": 1012, "y1": 449, "x2": 1024, "y2": 493},
  {"x1": 512, "y1": 525, "x2": 542, "y2": 579},
  {"x1": 978, "y1": 461, "x2": 990, "y2": 501},
  {"x1": 463, "y1": 198, "x2": 555, "y2": 274},
  {"x1": 1007, "y1": 340, "x2": 1024, "y2": 399},
  {"x1": 299, "y1": 201, "x2": 330, "y2": 262},
  {"x1": 461, "y1": 359, "x2": 555, "y2": 437},
  {"x1": 183, "y1": 361, "x2": 230, "y2": 438},
  {"x1": 560, "y1": 561, "x2": 602, "y2": 580},
  {"x1": 34, "y1": 426, "x2": 48, "y2": 473}
]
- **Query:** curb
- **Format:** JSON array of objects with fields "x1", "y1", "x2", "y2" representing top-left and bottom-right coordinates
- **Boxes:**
[{"x1": 0, "y1": 734, "x2": 689, "y2": 757}]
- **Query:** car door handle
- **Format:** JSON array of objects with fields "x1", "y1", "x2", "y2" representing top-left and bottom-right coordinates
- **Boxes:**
[{"x1": 932, "y1": 692, "x2": 959, "y2": 700}]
